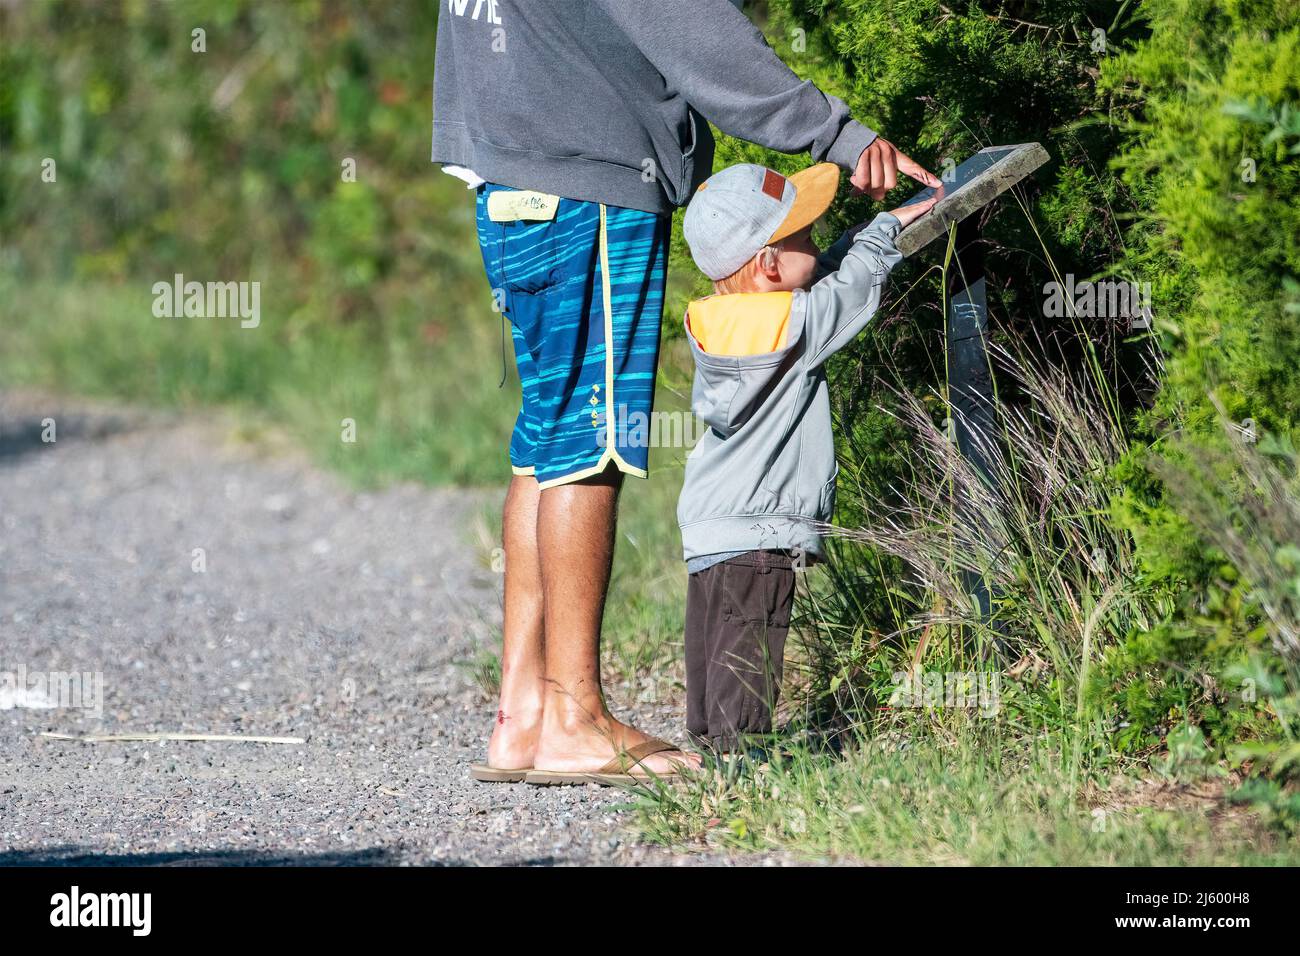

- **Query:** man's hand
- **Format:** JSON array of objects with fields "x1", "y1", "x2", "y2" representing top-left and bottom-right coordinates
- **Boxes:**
[{"x1": 851, "y1": 137, "x2": 941, "y2": 201}]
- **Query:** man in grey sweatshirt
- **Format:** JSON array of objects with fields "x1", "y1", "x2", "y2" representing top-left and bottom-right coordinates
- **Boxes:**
[{"x1": 433, "y1": 0, "x2": 938, "y2": 784}]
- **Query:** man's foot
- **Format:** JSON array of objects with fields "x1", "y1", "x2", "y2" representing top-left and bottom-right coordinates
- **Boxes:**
[
  {"x1": 532, "y1": 712, "x2": 701, "y2": 776},
  {"x1": 485, "y1": 702, "x2": 542, "y2": 771}
]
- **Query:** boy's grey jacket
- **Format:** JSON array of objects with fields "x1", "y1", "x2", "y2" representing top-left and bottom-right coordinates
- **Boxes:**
[
  {"x1": 431, "y1": 0, "x2": 877, "y2": 215},
  {"x1": 677, "y1": 213, "x2": 903, "y2": 561}
]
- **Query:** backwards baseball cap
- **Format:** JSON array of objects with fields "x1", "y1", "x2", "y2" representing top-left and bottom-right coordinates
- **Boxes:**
[{"x1": 683, "y1": 162, "x2": 839, "y2": 281}]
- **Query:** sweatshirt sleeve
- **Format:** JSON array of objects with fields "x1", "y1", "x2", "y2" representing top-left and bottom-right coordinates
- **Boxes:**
[
  {"x1": 593, "y1": 0, "x2": 877, "y2": 170},
  {"x1": 801, "y1": 213, "x2": 903, "y2": 368}
]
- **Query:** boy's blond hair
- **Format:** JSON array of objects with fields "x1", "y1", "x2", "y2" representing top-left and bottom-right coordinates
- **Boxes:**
[{"x1": 712, "y1": 243, "x2": 782, "y2": 295}]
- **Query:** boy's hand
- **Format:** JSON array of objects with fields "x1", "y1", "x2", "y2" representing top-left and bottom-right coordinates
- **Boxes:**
[
  {"x1": 851, "y1": 138, "x2": 942, "y2": 200},
  {"x1": 835, "y1": 189, "x2": 940, "y2": 250},
  {"x1": 840, "y1": 189, "x2": 941, "y2": 242},
  {"x1": 887, "y1": 188, "x2": 942, "y2": 229}
]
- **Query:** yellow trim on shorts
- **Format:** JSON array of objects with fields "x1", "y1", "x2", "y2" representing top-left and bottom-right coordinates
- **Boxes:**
[
  {"x1": 535, "y1": 448, "x2": 647, "y2": 490},
  {"x1": 534, "y1": 204, "x2": 647, "y2": 492}
]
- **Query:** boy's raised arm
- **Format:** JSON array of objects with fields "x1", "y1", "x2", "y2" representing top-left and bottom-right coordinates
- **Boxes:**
[
  {"x1": 814, "y1": 225, "x2": 867, "y2": 278},
  {"x1": 593, "y1": 0, "x2": 876, "y2": 171},
  {"x1": 801, "y1": 213, "x2": 903, "y2": 369}
]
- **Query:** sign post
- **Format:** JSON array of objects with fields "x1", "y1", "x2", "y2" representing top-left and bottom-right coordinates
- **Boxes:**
[{"x1": 895, "y1": 143, "x2": 1049, "y2": 625}]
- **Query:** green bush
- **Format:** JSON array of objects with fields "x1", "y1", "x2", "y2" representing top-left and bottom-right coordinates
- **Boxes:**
[
  {"x1": 1104, "y1": 0, "x2": 1300, "y2": 576},
  {"x1": 725, "y1": 0, "x2": 1155, "y2": 544},
  {"x1": 1097, "y1": 0, "x2": 1300, "y2": 753}
]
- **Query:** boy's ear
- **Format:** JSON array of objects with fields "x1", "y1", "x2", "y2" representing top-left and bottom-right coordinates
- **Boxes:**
[{"x1": 756, "y1": 247, "x2": 782, "y2": 282}]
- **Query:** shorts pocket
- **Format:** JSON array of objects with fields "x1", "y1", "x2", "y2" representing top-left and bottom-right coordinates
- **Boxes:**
[
  {"x1": 505, "y1": 220, "x2": 564, "y2": 296},
  {"x1": 477, "y1": 189, "x2": 566, "y2": 296},
  {"x1": 721, "y1": 558, "x2": 795, "y2": 628}
]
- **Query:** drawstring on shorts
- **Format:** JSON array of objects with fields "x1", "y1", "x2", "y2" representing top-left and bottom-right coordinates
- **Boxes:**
[{"x1": 497, "y1": 225, "x2": 509, "y2": 388}]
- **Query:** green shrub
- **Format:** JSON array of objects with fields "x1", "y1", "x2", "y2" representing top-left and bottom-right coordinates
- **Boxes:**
[
  {"x1": 1102, "y1": 0, "x2": 1300, "y2": 587},
  {"x1": 1097, "y1": 0, "x2": 1300, "y2": 753},
  {"x1": 1104, "y1": 0, "x2": 1300, "y2": 447}
]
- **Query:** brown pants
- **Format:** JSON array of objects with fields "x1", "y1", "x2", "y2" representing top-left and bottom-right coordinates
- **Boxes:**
[{"x1": 684, "y1": 550, "x2": 795, "y2": 752}]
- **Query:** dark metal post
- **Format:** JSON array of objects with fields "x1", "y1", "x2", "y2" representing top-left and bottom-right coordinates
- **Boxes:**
[
  {"x1": 946, "y1": 217, "x2": 994, "y2": 482},
  {"x1": 946, "y1": 217, "x2": 995, "y2": 622}
]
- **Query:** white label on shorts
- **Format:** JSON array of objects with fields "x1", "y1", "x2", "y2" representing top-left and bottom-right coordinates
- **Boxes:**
[{"x1": 487, "y1": 190, "x2": 560, "y2": 222}]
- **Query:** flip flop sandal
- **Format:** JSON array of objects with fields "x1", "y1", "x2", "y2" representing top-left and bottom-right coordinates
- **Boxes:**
[
  {"x1": 470, "y1": 764, "x2": 531, "y2": 783},
  {"x1": 524, "y1": 739, "x2": 688, "y2": 787}
]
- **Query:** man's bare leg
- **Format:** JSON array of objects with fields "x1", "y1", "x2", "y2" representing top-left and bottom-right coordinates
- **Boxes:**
[
  {"x1": 532, "y1": 463, "x2": 695, "y2": 773},
  {"x1": 485, "y1": 474, "x2": 545, "y2": 770}
]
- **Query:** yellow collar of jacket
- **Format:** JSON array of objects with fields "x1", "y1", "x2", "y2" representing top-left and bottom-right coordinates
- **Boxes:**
[{"x1": 686, "y1": 291, "x2": 793, "y2": 357}]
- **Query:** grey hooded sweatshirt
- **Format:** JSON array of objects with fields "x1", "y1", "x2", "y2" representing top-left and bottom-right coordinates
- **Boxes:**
[
  {"x1": 431, "y1": 0, "x2": 877, "y2": 215},
  {"x1": 677, "y1": 212, "x2": 903, "y2": 563}
]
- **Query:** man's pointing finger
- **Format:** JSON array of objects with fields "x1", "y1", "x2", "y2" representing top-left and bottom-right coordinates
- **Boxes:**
[{"x1": 896, "y1": 150, "x2": 941, "y2": 188}]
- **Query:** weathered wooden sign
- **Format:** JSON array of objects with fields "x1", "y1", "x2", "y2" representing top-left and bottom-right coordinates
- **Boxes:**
[{"x1": 896, "y1": 143, "x2": 1050, "y2": 257}]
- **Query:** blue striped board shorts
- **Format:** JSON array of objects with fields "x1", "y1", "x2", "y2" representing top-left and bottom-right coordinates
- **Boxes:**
[{"x1": 475, "y1": 182, "x2": 670, "y2": 488}]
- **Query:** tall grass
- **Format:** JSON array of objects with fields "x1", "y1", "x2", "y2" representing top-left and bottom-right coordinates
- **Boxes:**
[
  {"x1": 632, "y1": 340, "x2": 1300, "y2": 862},
  {"x1": 782, "y1": 339, "x2": 1167, "y2": 748},
  {"x1": 1152, "y1": 399, "x2": 1300, "y2": 672},
  {"x1": 837, "y1": 344, "x2": 1163, "y2": 713}
]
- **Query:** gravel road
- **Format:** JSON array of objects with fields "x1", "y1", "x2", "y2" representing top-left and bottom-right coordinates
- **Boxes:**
[{"x1": 0, "y1": 391, "x2": 744, "y2": 866}]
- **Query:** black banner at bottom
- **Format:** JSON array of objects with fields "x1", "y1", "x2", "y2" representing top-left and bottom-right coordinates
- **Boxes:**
[{"x1": 0, "y1": 865, "x2": 1281, "y2": 941}]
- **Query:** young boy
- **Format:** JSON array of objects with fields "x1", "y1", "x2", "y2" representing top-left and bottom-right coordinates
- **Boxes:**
[{"x1": 678, "y1": 161, "x2": 937, "y2": 754}]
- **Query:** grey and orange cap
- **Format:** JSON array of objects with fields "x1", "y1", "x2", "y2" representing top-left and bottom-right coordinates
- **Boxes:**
[{"x1": 683, "y1": 162, "x2": 840, "y2": 280}]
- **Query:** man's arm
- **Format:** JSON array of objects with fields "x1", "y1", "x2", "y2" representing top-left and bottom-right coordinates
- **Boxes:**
[
  {"x1": 801, "y1": 213, "x2": 903, "y2": 369},
  {"x1": 595, "y1": 0, "x2": 875, "y2": 171}
]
